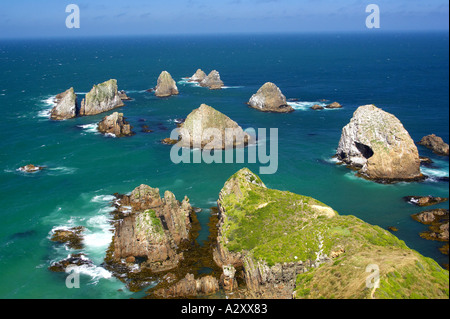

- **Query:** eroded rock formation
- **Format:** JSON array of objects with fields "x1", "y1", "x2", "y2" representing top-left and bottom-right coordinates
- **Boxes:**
[
  {"x1": 97, "y1": 112, "x2": 134, "y2": 137},
  {"x1": 50, "y1": 87, "x2": 78, "y2": 120},
  {"x1": 80, "y1": 79, "x2": 125, "y2": 116},
  {"x1": 336, "y1": 104, "x2": 423, "y2": 183},
  {"x1": 154, "y1": 71, "x2": 179, "y2": 97},
  {"x1": 248, "y1": 82, "x2": 294, "y2": 113}
]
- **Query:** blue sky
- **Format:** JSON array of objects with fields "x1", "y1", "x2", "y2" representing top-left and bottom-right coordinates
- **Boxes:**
[{"x1": 0, "y1": 0, "x2": 448, "y2": 38}]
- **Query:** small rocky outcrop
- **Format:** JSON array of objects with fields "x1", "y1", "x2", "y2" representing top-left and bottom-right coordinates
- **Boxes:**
[
  {"x1": 97, "y1": 112, "x2": 134, "y2": 137},
  {"x1": 248, "y1": 82, "x2": 294, "y2": 113},
  {"x1": 404, "y1": 196, "x2": 449, "y2": 207},
  {"x1": 80, "y1": 79, "x2": 125, "y2": 116},
  {"x1": 154, "y1": 71, "x2": 179, "y2": 97},
  {"x1": 336, "y1": 104, "x2": 423, "y2": 183},
  {"x1": 412, "y1": 209, "x2": 449, "y2": 243},
  {"x1": 412, "y1": 209, "x2": 448, "y2": 224},
  {"x1": 50, "y1": 87, "x2": 78, "y2": 120},
  {"x1": 325, "y1": 102, "x2": 342, "y2": 109},
  {"x1": 189, "y1": 69, "x2": 207, "y2": 83},
  {"x1": 418, "y1": 134, "x2": 449, "y2": 156},
  {"x1": 220, "y1": 265, "x2": 238, "y2": 292},
  {"x1": 200, "y1": 70, "x2": 224, "y2": 90},
  {"x1": 118, "y1": 90, "x2": 132, "y2": 101},
  {"x1": 153, "y1": 273, "x2": 219, "y2": 298},
  {"x1": 176, "y1": 104, "x2": 250, "y2": 149},
  {"x1": 311, "y1": 104, "x2": 324, "y2": 110},
  {"x1": 48, "y1": 253, "x2": 93, "y2": 272},
  {"x1": 18, "y1": 164, "x2": 45, "y2": 173},
  {"x1": 107, "y1": 185, "x2": 192, "y2": 273},
  {"x1": 50, "y1": 226, "x2": 85, "y2": 250}
]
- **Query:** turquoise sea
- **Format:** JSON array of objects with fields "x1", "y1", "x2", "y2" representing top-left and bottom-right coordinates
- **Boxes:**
[{"x1": 0, "y1": 33, "x2": 448, "y2": 298}]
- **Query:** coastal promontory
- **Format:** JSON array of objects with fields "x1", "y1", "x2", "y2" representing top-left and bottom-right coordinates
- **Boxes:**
[
  {"x1": 336, "y1": 104, "x2": 423, "y2": 183},
  {"x1": 213, "y1": 168, "x2": 449, "y2": 298}
]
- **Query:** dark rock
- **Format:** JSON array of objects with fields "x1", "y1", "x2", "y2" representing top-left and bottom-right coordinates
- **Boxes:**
[
  {"x1": 404, "y1": 196, "x2": 449, "y2": 207},
  {"x1": 97, "y1": 112, "x2": 134, "y2": 137},
  {"x1": 418, "y1": 134, "x2": 449, "y2": 156},
  {"x1": 50, "y1": 226, "x2": 85, "y2": 250}
]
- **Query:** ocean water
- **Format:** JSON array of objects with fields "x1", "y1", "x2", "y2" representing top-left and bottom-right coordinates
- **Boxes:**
[{"x1": 0, "y1": 33, "x2": 448, "y2": 298}]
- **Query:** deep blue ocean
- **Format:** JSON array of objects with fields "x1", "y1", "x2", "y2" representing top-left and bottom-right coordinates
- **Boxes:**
[{"x1": 0, "y1": 33, "x2": 448, "y2": 298}]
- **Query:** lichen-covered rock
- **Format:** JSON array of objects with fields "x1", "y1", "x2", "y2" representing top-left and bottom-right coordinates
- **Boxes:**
[
  {"x1": 336, "y1": 104, "x2": 423, "y2": 183},
  {"x1": 248, "y1": 82, "x2": 294, "y2": 113},
  {"x1": 50, "y1": 87, "x2": 78, "y2": 120},
  {"x1": 109, "y1": 185, "x2": 192, "y2": 272},
  {"x1": 189, "y1": 69, "x2": 207, "y2": 82},
  {"x1": 214, "y1": 168, "x2": 449, "y2": 299},
  {"x1": 154, "y1": 71, "x2": 179, "y2": 97},
  {"x1": 418, "y1": 134, "x2": 449, "y2": 156},
  {"x1": 97, "y1": 112, "x2": 134, "y2": 137},
  {"x1": 177, "y1": 104, "x2": 250, "y2": 149},
  {"x1": 80, "y1": 79, "x2": 124, "y2": 116},
  {"x1": 200, "y1": 70, "x2": 224, "y2": 90}
]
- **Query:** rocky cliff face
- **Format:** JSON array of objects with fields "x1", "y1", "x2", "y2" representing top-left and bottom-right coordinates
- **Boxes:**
[
  {"x1": 418, "y1": 134, "x2": 449, "y2": 156},
  {"x1": 109, "y1": 184, "x2": 192, "y2": 273},
  {"x1": 200, "y1": 70, "x2": 224, "y2": 90},
  {"x1": 153, "y1": 273, "x2": 219, "y2": 298},
  {"x1": 214, "y1": 168, "x2": 449, "y2": 299},
  {"x1": 248, "y1": 82, "x2": 294, "y2": 113},
  {"x1": 154, "y1": 71, "x2": 179, "y2": 97},
  {"x1": 336, "y1": 104, "x2": 423, "y2": 182},
  {"x1": 50, "y1": 87, "x2": 78, "y2": 120},
  {"x1": 177, "y1": 104, "x2": 250, "y2": 149},
  {"x1": 97, "y1": 112, "x2": 134, "y2": 137},
  {"x1": 80, "y1": 79, "x2": 125, "y2": 116}
]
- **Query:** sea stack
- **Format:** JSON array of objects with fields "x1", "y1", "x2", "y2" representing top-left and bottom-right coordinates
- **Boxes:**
[
  {"x1": 176, "y1": 104, "x2": 249, "y2": 149},
  {"x1": 79, "y1": 79, "x2": 125, "y2": 116},
  {"x1": 336, "y1": 104, "x2": 423, "y2": 183},
  {"x1": 108, "y1": 185, "x2": 193, "y2": 272},
  {"x1": 155, "y1": 71, "x2": 179, "y2": 97},
  {"x1": 200, "y1": 70, "x2": 224, "y2": 90},
  {"x1": 189, "y1": 69, "x2": 207, "y2": 83},
  {"x1": 248, "y1": 82, "x2": 294, "y2": 113},
  {"x1": 418, "y1": 134, "x2": 449, "y2": 156},
  {"x1": 50, "y1": 87, "x2": 78, "y2": 120},
  {"x1": 97, "y1": 112, "x2": 134, "y2": 137}
]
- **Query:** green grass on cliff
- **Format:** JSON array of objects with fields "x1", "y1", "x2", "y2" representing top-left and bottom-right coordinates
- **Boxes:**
[{"x1": 219, "y1": 168, "x2": 449, "y2": 299}]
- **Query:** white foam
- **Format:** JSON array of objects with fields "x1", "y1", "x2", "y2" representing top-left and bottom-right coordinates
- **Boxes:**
[
  {"x1": 177, "y1": 79, "x2": 200, "y2": 87},
  {"x1": 65, "y1": 263, "x2": 112, "y2": 281},
  {"x1": 422, "y1": 166, "x2": 449, "y2": 182},
  {"x1": 104, "y1": 133, "x2": 116, "y2": 138},
  {"x1": 222, "y1": 86, "x2": 244, "y2": 89},
  {"x1": 78, "y1": 123, "x2": 99, "y2": 134},
  {"x1": 287, "y1": 101, "x2": 327, "y2": 111},
  {"x1": 47, "y1": 167, "x2": 77, "y2": 176},
  {"x1": 91, "y1": 195, "x2": 116, "y2": 203}
]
